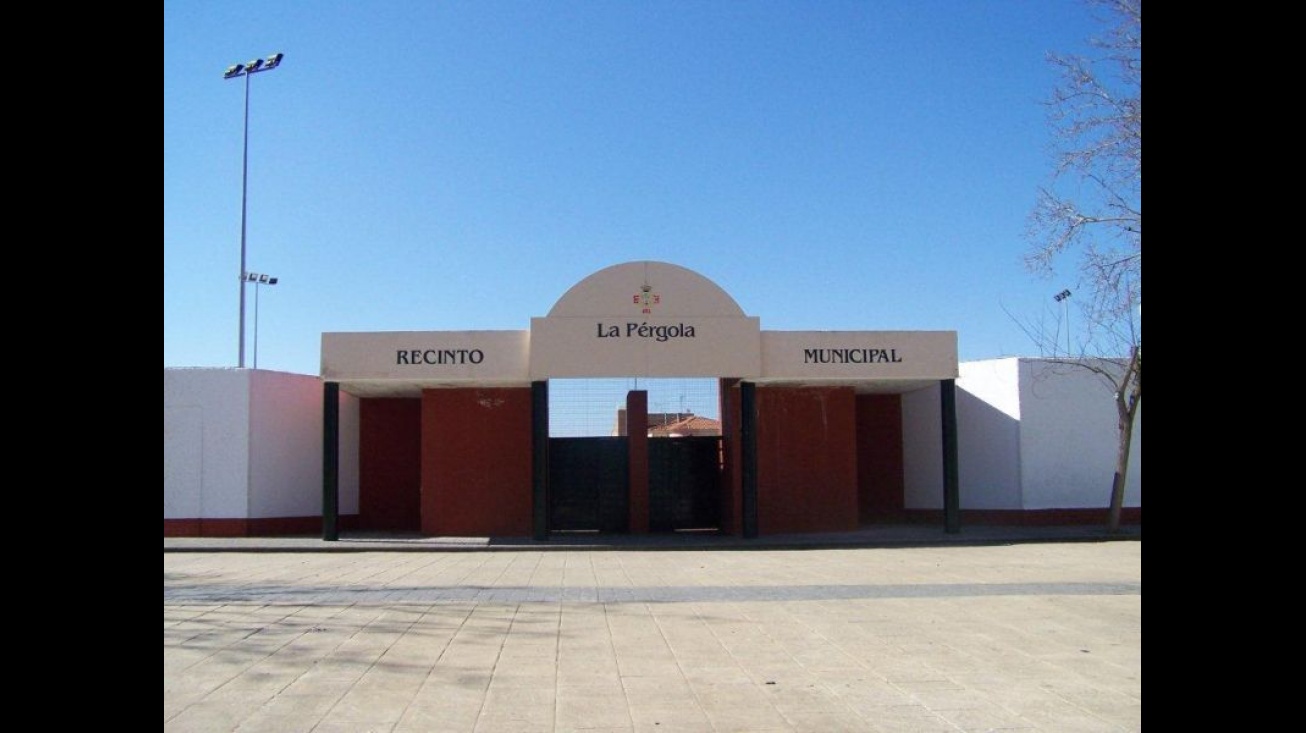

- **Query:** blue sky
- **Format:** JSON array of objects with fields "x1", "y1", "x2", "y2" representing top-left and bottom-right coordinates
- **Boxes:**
[{"x1": 165, "y1": 0, "x2": 1104, "y2": 376}]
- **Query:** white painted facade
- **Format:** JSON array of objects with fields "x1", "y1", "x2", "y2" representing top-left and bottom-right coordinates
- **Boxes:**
[
  {"x1": 953, "y1": 358, "x2": 1141, "y2": 510},
  {"x1": 323, "y1": 262, "x2": 957, "y2": 388},
  {"x1": 955, "y1": 359, "x2": 1023, "y2": 509},
  {"x1": 163, "y1": 359, "x2": 1141, "y2": 526},
  {"x1": 321, "y1": 330, "x2": 531, "y2": 387},
  {"x1": 901, "y1": 384, "x2": 944, "y2": 509},
  {"x1": 164, "y1": 369, "x2": 250, "y2": 519},
  {"x1": 761, "y1": 331, "x2": 957, "y2": 381},
  {"x1": 166, "y1": 263, "x2": 1139, "y2": 531},
  {"x1": 164, "y1": 368, "x2": 359, "y2": 521}
]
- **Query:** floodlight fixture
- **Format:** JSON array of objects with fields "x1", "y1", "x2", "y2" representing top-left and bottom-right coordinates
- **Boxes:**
[
  {"x1": 224, "y1": 52, "x2": 285, "y2": 367},
  {"x1": 244, "y1": 271, "x2": 280, "y2": 369}
]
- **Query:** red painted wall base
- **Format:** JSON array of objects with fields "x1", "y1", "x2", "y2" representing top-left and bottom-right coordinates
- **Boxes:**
[
  {"x1": 163, "y1": 515, "x2": 360, "y2": 537},
  {"x1": 892, "y1": 507, "x2": 1142, "y2": 526}
]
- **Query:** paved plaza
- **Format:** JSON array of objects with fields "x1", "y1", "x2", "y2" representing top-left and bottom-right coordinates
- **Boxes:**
[{"x1": 164, "y1": 541, "x2": 1141, "y2": 732}]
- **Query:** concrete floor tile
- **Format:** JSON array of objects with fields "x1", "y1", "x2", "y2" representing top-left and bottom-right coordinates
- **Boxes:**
[
  {"x1": 163, "y1": 699, "x2": 194, "y2": 724},
  {"x1": 779, "y1": 709, "x2": 878, "y2": 733},
  {"x1": 204, "y1": 674, "x2": 299, "y2": 700},
  {"x1": 933, "y1": 704, "x2": 1039, "y2": 731},
  {"x1": 233, "y1": 713, "x2": 319, "y2": 733},
  {"x1": 327, "y1": 691, "x2": 415, "y2": 723},
  {"x1": 617, "y1": 659, "x2": 683, "y2": 678},
  {"x1": 485, "y1": 686, "x2": 556, "y2": 706},
  {"x1": 164, "y1": 700, "x2": 253, "y2": 733},
  {"x1": 555, "y1": 695, "x2": 634, "y2": 728},
  {"x1": 472, "y1": 714, "x2": 553, "y2": 733},
  {"x1": 500, "y1": 645, "x2": 559, "y2": 661},
  {"x1": 311, "y1": 723, "x2": 395, "y2": 733},
  {"x1": 1008, "y1": 708, "x2": 1127, "y2": 733},
  {"x1": 682, "y1": 666, "x2": 753, "y2": 685},
  {"x1": 394, "y1": 703, "x2": 481, "y2": 733},
  {"x1": 763, "y1": 683, "x2": 847, "y2": 713},
  {"x1": 700, "y1": 716, "x2": 793, "y2": 733},
  {"x1": 491, "y1": 668, "x2": 557, "y2": 688},
  {"x1": 620, "y1": 676, "x2": 692, "y2": 697},
  {"x1": 167, "y1": 544, "x2": 1140, "y2": 733},
  {"x1": 252, "y1": 693, "x2": 341, "y2": 719},
  {"x1": 557, "y1": 671, "x2": 625, "y2": 689},
  {"x1": 281, "y1": 672, "x2": 369, "y2": 698},
  {"x1": 476, "y1": 699, "x2": 554, "y2": 723},
  {"x1": 902, "y1": 686, "x2": 990, "y2": 711},
  {"x1": 868, "y1": 721, "x2": 959, "y2": 733},
  {"x1": 626, "y1": 698, "x2": 709, "y2": 719},
  {"x1": 633, "y1": 723, "x2": 713, "y2": 733},
  {"x1": 855, "y1": 704, "x2": 954, "y2": 729}
]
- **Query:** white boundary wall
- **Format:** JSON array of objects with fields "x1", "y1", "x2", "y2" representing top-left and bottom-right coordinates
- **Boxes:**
[
  {"x1": 165, "y1": 357, "x2": 1140, "y2": 524},
  {"x1": 1016, "y1": 359, "x2": 1141, "y2": 509},
  {"x1": 957, "y1": 358, "x2": 1141, "y2": 510},
  {"x1": 164, "y1": 369, "x2": 250, "y2": 518},
  {"x1": 164, "y1": 368, "x2": 359, "y2": 521},
  {"x1": 956, "y1": 359, "x2": 1023, "y2": 509}
]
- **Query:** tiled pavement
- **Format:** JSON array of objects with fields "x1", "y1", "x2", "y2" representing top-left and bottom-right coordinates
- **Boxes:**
[
  {"x1": 163, "y1": 523, "x2": 1139, "y2": 553},
  {"x1": 164, "y1": 537, "x2": 1141, "y2": 732}
]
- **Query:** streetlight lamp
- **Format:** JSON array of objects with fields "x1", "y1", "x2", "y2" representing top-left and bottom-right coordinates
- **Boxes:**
[
  {"x1": 245, "y1": 272, "x2": 279, "y2": 369},
  {"x1": 1053, "y1": 289, "x2": 1072, "y2": 356},
  {"x1": 224, "y1": 52, "x2": 285, "y2": 368}
]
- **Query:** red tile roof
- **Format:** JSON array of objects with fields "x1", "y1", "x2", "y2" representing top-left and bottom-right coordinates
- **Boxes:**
[{"x1": 648, "y1": 415, "x2": 721, "y2": 437}]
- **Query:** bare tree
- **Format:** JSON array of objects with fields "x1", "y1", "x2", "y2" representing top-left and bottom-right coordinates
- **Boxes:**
[{"x1": 1026, "y1": 0, "x2": 1140, "y2": 533}]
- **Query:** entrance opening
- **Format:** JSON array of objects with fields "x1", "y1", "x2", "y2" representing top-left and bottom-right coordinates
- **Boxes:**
[
  {"x1": 548, "y1": 378, "x2": 721, "y2": 437},
  {"x1": 547, "y1": 378, "x2": 724, "y2": 533}
]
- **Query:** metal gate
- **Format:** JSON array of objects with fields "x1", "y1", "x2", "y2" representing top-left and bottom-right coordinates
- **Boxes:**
[
  {"x1": 649, "y1": 437, "x2": 722, "y2": 531},
  {"x1": 548, "y1": 437, "x2": 629, "y2": 532}
]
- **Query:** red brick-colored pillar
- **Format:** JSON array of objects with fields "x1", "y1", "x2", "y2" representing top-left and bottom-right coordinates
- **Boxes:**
[{"x1": 627, "y1": 390, "x2": 649, "y2": 533}]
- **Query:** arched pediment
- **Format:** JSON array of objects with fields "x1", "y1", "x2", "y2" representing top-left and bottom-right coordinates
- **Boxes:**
[{"x1": 547, "y1": 261, "x2": 746, "y2": 318}]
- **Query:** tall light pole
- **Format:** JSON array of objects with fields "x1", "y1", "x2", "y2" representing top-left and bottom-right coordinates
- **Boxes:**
[
  {"x1": 1053, "y1": 289, "x2": 1072, "y2": 355},
  {"x1": 224, "y1": 52, "x2": 284, "y2": 368},
  {"x1": 245, "y1": 272, "x2": 279, "y2": 369}
]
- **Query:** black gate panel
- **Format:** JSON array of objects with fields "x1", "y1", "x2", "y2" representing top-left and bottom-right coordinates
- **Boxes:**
[
  {"x1": 549, "y1": 437, "x2": 629, "y2": 532},
  {"x1": 649, "y1": 437, "x2": 721, "y2": 531}
]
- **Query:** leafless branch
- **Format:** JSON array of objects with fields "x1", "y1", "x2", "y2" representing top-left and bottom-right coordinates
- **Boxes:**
[{"x1": 1021, "y1": 0, "x2": 1141, "y2": 531}]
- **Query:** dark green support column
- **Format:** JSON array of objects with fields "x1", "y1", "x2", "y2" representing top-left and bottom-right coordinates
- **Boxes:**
[
  {"x1": 322, "y1": 381, "x2": 339, "y2": 541},
  {"x1": 532, "y1": 380, "x2": 549, "y2": 541},
  {"x1": 941, "y1": 379, "x2": 960, "y2": 534},
  {"x1": 741, "y1": 381, "x2": 759, "y2": 539}
]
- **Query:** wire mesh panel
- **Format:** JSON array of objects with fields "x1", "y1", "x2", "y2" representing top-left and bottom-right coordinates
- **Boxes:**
[{"x1": 548, "y1": 378, "x2": 721, "y2": 437}]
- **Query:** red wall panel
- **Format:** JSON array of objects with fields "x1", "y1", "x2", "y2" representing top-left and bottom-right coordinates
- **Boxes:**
[
  {"x1": 359, "y1": 398, "x2": 422, "y2": 531},
  {"x1": 755, "y1": 386, "x2": 858, "y2": 534},
  {"x1": 422, "y1": 388, "x2": 533, "y2": 537},
  {"x1": 856, "y1": 394, "x2": 905, "y2": 523},
  {"x1": 163, "y1": 516, "x2": 359, "y2": 537}
]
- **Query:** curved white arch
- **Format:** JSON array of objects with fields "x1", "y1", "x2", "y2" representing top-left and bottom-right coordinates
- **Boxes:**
[{"x1": 547, "y1": 261, "x2": 746, "y2": 318}]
